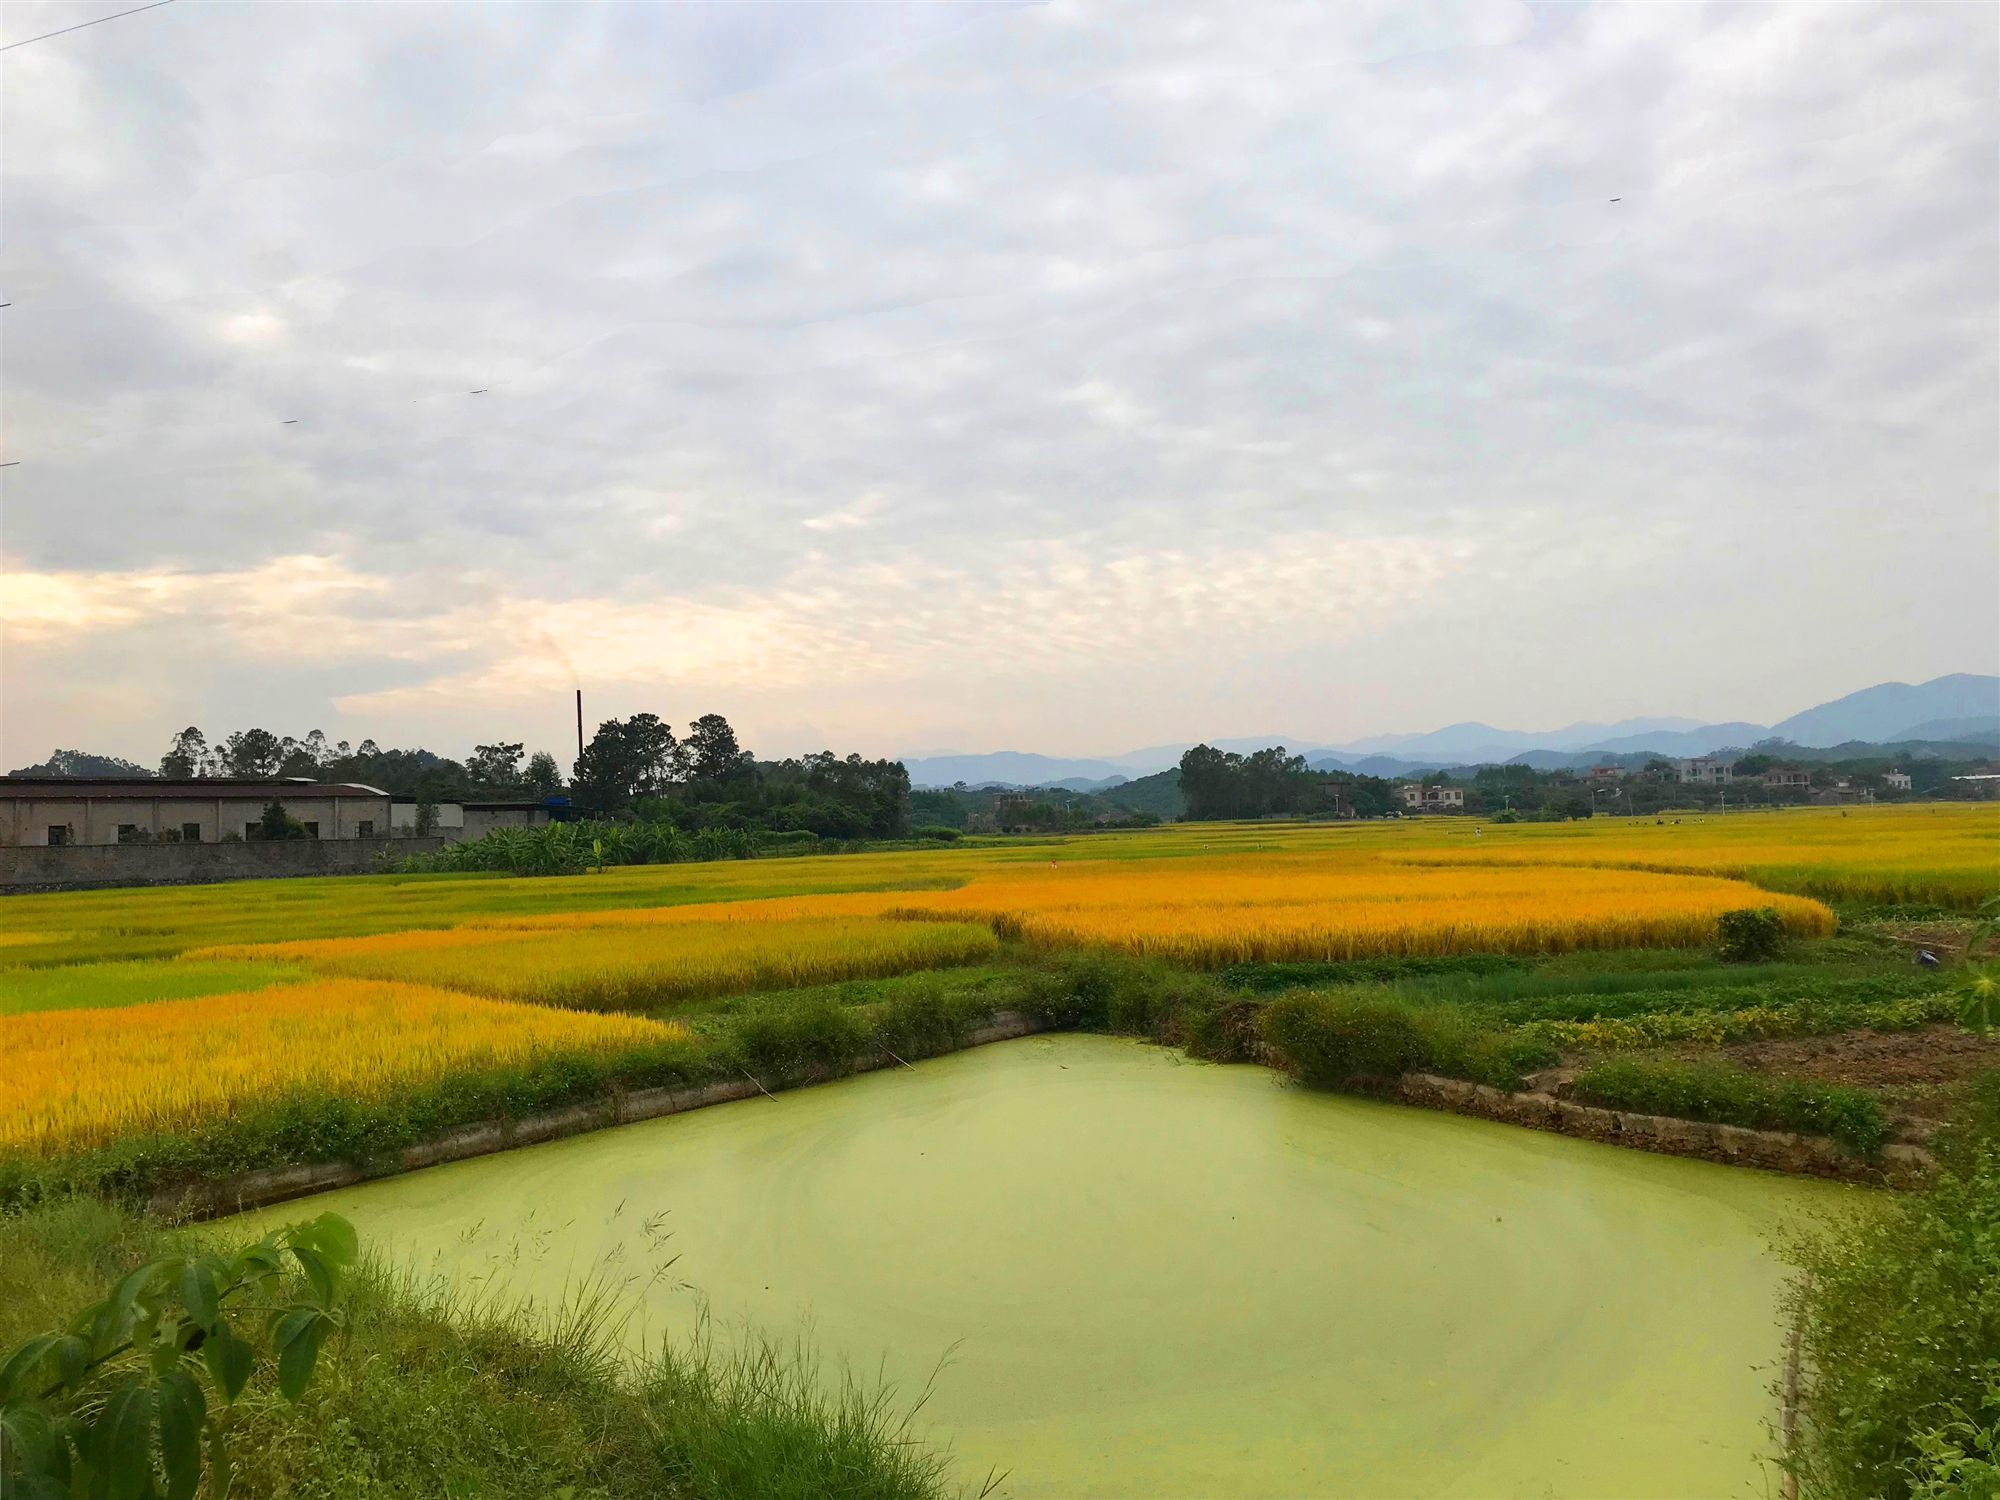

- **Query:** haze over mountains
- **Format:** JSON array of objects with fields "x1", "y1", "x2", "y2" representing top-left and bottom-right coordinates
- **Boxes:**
[{"x1": 901, "y1": 675, "x2": 2000, "y2": 789}]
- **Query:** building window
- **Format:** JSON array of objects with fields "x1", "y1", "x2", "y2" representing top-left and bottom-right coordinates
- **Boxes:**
[
  {"x1": 356, "y1": 820, "x2": 374, "y2": 838},
  {"x1": 117, "y1": 824, "x2": 144, "y2": 843},
  {"x1": 183, "y1": 823, "x2": 202, "y2": 842},
  {"x1": 246, "y1": 823, "x2": 260, "y2": 841},
  {"x1": 301, "y1": 822, "x2": 320, "y2": 839},
  {"x1": 47, "y1": 825, "x2": 69, "y2": 846}
]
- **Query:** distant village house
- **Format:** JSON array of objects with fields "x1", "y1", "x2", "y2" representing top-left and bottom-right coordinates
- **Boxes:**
[
  {"x1": 1676, "y1": 757, "x2": 1734, "y2": 786},
  {"x1": 1398, "y1": 783, "x2": 1466, "y2": 812}
]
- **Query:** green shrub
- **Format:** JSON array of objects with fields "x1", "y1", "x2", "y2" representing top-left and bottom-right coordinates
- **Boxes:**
[
  {"x1": 1573, "y1": 1058, "x2": 1885, "y2": 1153},
  {"x1": 731, "y1": 996, "x2": 870, "y2": 1082},
  {"x1": 913, "y1": 826, "x2": 961, "y2": 842},
  {"x1": 1257, "y1": 992, "x2": 1424, "y2": 1086},
  {"x1": 1256, "y1": 990, "x2": 1556, "y2": 1092},
  {"x1": 1717, "y1": 906, "x2": 1787, "y2": 963},
  {"x1": 1787, "y1": 1133, "x2": 2000, "y2": 1500}
]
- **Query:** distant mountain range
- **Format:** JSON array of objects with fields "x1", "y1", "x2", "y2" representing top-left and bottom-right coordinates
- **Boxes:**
[{"x1": 900, "y1": 674, "x2": 1999, "y2": 788}]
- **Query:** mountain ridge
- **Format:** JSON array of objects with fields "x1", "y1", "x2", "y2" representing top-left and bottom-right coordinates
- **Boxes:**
[{"x1": 899, "y1": 674, "x2": 1997, "y2": 787}]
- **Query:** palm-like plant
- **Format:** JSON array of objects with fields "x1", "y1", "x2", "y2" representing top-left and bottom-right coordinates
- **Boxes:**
[{"x1": 1959, "y1": 961, "x2": 2000, "y2": 1033}]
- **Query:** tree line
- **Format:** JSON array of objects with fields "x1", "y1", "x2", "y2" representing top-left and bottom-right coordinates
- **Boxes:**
[
  {"x1": 1177, "y1": 745, "x2": 1395, "y2": 820},
  {"x1": 574, "y1": 712, "x2": 911, "y2": 839},
  {"x1": 154, "y1": 727, "x2": 564, "y2": 803}
]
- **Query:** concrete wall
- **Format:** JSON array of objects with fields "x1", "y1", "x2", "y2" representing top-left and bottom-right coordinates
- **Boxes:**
[
  {"x1": 0, "y1": 837, "x2": 450, "y2": 894},
  {"x1": 2, "y1": 792, "x2": 392, "y2": 846}
]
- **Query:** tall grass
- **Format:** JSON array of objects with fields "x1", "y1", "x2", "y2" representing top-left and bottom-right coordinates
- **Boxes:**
[
  {"x1": 1785, "y1": 1077, "x2": 2000, "y2": 1499},
  {"x1": 0, "y1": 1200, "x2": 965, "y2": 1500}
]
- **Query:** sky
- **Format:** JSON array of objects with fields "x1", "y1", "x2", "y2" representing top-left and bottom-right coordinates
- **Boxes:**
[{"x1": 2, "y1": 0, "x2": 1995, "y2": 771}]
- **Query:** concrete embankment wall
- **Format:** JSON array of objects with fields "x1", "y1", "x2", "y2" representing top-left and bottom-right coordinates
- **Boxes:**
[
  {"x1": 152, "y1": 1013, "x2": 1930, "y2": 1221},
  {"x1": 1394, "y1": 1072, "x2": 1933, "y2": 1185},
  {"x1": 154, "y1": 1011, "x2": 1047, "y2": 1219},
  {"x1": 0, "y1": 838, "x2": 450, "y2": 894}
]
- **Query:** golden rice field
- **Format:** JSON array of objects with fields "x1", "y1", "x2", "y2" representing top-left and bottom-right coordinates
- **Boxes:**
[
  {"x1": 885, "y1": 859, "x2": 1837, "y2": 965},
  {"x1": 0, "y1": 980, "x2": 687, "y2": 1156},
  {"x1": 194, "y1": 914, "x2": 1000, "y2": 1011},
  {"x1": 1377, "y1": 803, "x2": 2000, "y2": 907}
]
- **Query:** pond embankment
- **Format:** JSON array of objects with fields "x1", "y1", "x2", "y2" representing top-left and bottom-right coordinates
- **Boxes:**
[
  {"x1": 237, "y1": 1033, "x2": 1851, "y2": 1499},
  {"x1": 162, "y1": 998, "x2": 1924, "y2": 1220}
]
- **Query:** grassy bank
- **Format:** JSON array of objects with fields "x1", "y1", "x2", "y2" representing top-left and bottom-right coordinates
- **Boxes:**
[
  {"x1": 0, "y1": 1198, "x2": 966, "y2": 1500},
  {"x1": 1785, "y1": 1078, "x2": 2000, "y2": 1499}
]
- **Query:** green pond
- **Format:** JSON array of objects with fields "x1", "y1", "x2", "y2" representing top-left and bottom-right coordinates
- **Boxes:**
[{"x1": 252, "y1": 1034, "x2": 1856, "y2": 1497}]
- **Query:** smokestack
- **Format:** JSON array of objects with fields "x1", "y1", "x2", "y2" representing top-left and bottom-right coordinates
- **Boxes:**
[{"x1": 576, "y1": 689, "x2": 584, "y2": 767}]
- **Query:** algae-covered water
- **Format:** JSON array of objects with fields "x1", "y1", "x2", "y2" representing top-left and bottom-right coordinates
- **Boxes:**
[{"x1": 256, "y1": 1035, "x2": 1853, "y2": 1497}]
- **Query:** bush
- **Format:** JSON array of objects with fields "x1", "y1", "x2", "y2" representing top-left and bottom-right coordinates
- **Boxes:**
[
  {"x1": 1257, "y1": 990, "x2": 1556, "y2": 1092},
  {"x1": 1573, "y1": 1057, "x2": 1885, "y2": 1153},
  {"x1": 1717, "y1": 905, "x2": 1787, "y2": 963},
  {"x1": 1257, "y1": 992, "x2": 1424, "y2": 1086},
  {"x1": 1787, "y1": 1120, "x2": 2000, "y2": 1499},
  {"x1": 913, "y1": 826, "x2": 961, "y2": 842}
]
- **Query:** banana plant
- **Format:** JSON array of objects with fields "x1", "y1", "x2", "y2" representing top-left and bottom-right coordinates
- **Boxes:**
[
  {"x1": 0, "y1": 1211, "x2": 356, "y2": 1499},
  {"x1": 1958, "y1": 962, "x2": 2000, "y2": 1033}
]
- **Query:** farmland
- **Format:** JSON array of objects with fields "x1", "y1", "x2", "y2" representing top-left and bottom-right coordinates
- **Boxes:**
[{"x1": 1, "y1": 804, "x2": 1995, "y2": 1497}]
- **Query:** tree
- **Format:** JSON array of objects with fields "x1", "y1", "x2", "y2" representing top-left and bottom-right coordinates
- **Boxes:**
[
  {"x1": 256, "y1": 800, "x2": 308, "y2": 840},
  {"x1": 159, "y1": 728, "x2": 208, "y2": 780},
  {"x1": 223, "y1": 729, "x2": 283, "y2": 778},
  {"x1": 466, "y1": 742, "x2": 526, "y2": 792},
  {"x1": 523, "y1": 751, "x2": 563, "y2": 797},
  {"x1": 685, "y1": 714, "x2": 752, "y2": 786}
]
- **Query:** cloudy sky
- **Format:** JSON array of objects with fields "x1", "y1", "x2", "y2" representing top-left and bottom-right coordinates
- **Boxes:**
[{"x1": 2, "y1": 0, "x2": 1994, "y2": 769}]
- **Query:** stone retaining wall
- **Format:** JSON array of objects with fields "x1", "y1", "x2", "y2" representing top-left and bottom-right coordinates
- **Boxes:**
[
  {"x1": 0, "y1": 838, "x2": 449, "y2": 894},
  {"x1": 1395, "y1": 1072, "x2": 1934, "y2": 1185},
  {"x1": 146, "y1": 1019, "x2": 1931, "y2": 1221},
  {"x1": 151, "y1": 1010, "x2": 1046, "y2": 1219}
]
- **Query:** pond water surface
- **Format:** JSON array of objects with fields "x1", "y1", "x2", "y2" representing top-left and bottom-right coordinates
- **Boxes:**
[{"x1": 258, "y1": 1034, "x2": 1854, "y2": 1497}]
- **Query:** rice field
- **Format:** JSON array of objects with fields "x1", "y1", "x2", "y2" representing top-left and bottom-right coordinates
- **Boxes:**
[
  {"x1": 197, "y1": 915, "x2": 1000, "y2": 1011},
  {"x1": 886, "y1": 859, "x2": 1837, "y2": 965},
  {"x1": 0, "y1": 980, "x2": 688, "y2": 1155},
  {"x1": 0, "y1": 957, "x2": 308, "y2": 1015},
  {"x1": 0, "y1": 806, "x2": 1986, "y2": 1158}
]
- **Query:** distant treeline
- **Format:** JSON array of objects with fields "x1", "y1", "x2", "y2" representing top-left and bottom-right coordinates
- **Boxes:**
[{"x1": 1178, "y1": 745, "x2": 1396, "y2": 820}]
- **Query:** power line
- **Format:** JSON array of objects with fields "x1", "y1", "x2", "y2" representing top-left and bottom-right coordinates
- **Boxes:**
[{"x1": 1, "y1": 0, "x2": 175, "y2": 53}]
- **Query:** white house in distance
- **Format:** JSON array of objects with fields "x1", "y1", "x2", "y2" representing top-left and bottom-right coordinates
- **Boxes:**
[
  {"x1": 1677, "y1": 757, "x2": 1735, "y2": 786},
  {"x1": 1884, "y1": 771, "x2": 1913, "y2": 790},
  {"x1": 1398, "y1": 783, "x2": 1466, "y2": 812},
  {"x1": 0, "y1": 778, "x2": 392, "y2": 845}
]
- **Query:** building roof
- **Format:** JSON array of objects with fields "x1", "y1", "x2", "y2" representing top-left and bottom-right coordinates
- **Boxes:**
[{"x1": 0, "y1": 778, "x2": 390, "y2": 800}]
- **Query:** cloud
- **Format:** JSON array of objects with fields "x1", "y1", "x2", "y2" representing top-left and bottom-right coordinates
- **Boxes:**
[{"x1": 0, "y1": 0, "x2": 1993, "y2": 761}]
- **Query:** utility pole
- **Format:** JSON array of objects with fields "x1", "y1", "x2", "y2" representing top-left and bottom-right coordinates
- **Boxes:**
[{"x1": 575, "y1": 690, "x2": 585, "y2": 769}]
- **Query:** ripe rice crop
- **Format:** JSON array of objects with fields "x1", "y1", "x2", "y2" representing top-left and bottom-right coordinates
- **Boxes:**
[
  {"x1": 889, "y1": 859, "x2": 1836, "y2": 965},
  {"x1": 197, "y1": 915, "x2": 999, "y2": 1011},
  {"x1": 0, "y1": 980, "x2": 686, "y2": 1155},
  {"x1": 1389, "y1": 804, "x2": 2000, "y2": 907}
]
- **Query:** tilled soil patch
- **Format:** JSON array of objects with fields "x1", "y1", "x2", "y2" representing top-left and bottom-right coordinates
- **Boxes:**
[{"x1": 1718, "y1": 1024, "x2": 2000, "y2": 1090}]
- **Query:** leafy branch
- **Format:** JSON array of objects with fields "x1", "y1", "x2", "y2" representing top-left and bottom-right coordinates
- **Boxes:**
[{"x1": 0, "y1": 1211, "x2": 356, "y2": 1499}]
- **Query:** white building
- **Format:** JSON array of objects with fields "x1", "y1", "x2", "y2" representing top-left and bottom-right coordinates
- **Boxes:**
[
  {"x1": 1398, "y1": 783, "x2": 1466, "y2": 812},
  {"x1": 1677, "y1": 757, "x2": 1735, "y2": 786},
  {"x1": 0, "y1": 778, "x2": 392, "y2": 846},
  {"x1": 1884, "y1": 771, "x2": 1912, "y2": 791}
]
